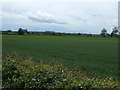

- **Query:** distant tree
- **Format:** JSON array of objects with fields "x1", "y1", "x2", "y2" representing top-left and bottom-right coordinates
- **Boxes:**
[
  {"x1": 27, "y1": 32, "x2": 30, "y2": 34},
  {"x1": 118, "y1": 32, "x2": 120, "y2": 36},
  {"x1": 78, "y1": 33, "x2": 81, "y2": 35},
  {"x1": 100, "y1": 28, "x2": 107, "y2": 37},
  {"x1": 52, "y1": 32, "x2": 55, "y2": 36},
  {"x1": 89, "y1": 34, "x2": 92, "y2": 36},
  {"x1": 107, "y1": 33, "x2": 111, "y2": 37},
  {"x1": 111, "y1": 27, "x2": 118, "y2": 37},
  {"x1": 58, "y1": 33, "x2": 62, "y2": 36},
  {"x1": 7, "y1": 30, "x2": 12, "y2": 32},
  {"x1": 24, "y1": 29, "x2": 28, "y2": 33},
  {"x1": 18, "y1": 28, "x2": 24, "y2": 35}
]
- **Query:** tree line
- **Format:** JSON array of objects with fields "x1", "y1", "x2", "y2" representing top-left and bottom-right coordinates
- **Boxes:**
[
  {"x1": 100, "y1": 27, "x2": 119, "y2": 37},
  {"x1": 1, "y1": 27, "x2": 120, "y2": 37}
]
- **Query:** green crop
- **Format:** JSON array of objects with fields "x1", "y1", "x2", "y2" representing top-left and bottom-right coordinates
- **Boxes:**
[{"x1": 2, "y1": 35, "x2": 118, "y2": 78}]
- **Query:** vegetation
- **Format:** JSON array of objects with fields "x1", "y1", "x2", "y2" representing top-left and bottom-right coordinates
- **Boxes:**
[
  {"x1": 3, "y1": 35, "x2": 118, "y2": 79},
  {"x1": 2, "y1": 27, "x2": 119, "y2": 88},
  {"x1": 2, "y1": 27, "x2": 120, "y2": 37},
  {"x1": 18, "y1": 28, "x2": 28, "y2": 35},
  {"x1": 100, "y1": 28, "x2": 108, "y2": 37},
  {"x1": 111, "y1": 27, "x2": 119, "y2": 37},
  {"x1": 2, "y1": 54, "x2": 119, "y2": 89}
]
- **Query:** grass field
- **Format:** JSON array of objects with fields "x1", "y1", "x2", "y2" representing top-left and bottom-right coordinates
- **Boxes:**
[{"x1": 2, "y1": 35, "x2": 118, "y2": 79}]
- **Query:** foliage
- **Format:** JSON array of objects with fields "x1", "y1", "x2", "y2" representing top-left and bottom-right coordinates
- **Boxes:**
[
  {"x1": 112, "y1": 27, "x2": 118, "y2": 34},
  {"x1": 2, "y1": 54, "x2": 119, "y2": 89},
  {"x1": 18, "y1": 28, "x2": 24, "y2": 35},
  {"x1": 7, "y1": 30, "x2": 12, "y2": 32},
  {"x1": 100, "y1": 28, "x2": 107, "y2": 37},
  {"x1": 18, "y1": 28, "x2": 27, "y2": 35},
  {"x1": 111, "y1": 27, "x2": 119, "y2": 37}
]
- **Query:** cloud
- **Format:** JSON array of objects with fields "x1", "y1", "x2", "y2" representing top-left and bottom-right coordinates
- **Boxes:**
[
  {"x1": 75, "y1": 17, "x2": 87, "y2": 23},
  {"x1": 28, "y1": 16, "x2": 67, "y2": 24},
  {"x1": 1, "y1": 2, "x2": 117, "y2": 34},
  {"x1": 26, "y1": 11, "x2": 67, "y2": 24},
  {"x1": 92, "y1": 14, "x2": 102, "y2": 17}
]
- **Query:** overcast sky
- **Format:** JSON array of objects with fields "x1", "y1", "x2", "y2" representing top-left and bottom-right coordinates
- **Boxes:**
[{"x1": 1, "y1": 2, "x2": 118, "y2": 34}]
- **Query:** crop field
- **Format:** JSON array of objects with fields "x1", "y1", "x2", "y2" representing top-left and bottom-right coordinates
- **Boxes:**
[{"x1": 2, "y1": 35, "x2": 118, "y2": 78}]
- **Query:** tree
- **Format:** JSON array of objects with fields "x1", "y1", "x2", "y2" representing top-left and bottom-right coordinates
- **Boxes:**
[
  {"x1": 7, "y1": 30, "x2": 12, "y2": 32},
  {"x1": 18, "y1": 28, "x2": 24, "y2": 35},
  {"x1": 111, "y1": 27, "x2": 118, "y2": 37},
  {"x1": 78, "y1": 33, "x2": 81, "y2": 35},
  {"x1": 118, "y1": 32, "x2": 120, "y2": 36},
  {"x1": 100, "y1": 28, "x2": 107, "y2": 37}
]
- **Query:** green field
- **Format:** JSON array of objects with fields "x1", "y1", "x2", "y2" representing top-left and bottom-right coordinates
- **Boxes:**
[{"x1": 2, "y1": 35, "x2": 118, "y2": 78}]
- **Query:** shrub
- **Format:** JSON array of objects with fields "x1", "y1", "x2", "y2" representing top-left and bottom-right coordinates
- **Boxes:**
[
  {"x1": 2, "y1": 54, "x2": 120, "y2": 89},
  {"x1": 18, "y1": 28, "x2": 25, "y2": 35}
]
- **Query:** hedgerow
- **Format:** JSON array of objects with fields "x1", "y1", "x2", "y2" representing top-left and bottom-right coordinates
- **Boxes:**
[{"x1": 2, "y1": 54, "x2": 119, "y2": 89}]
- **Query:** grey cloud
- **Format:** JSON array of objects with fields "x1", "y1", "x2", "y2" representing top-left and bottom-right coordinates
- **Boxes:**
[
  {"x1": 28, "y1": 16, "x2": 67, "y2": 24},
  {"x1": 92, "y1": 14, "x2": 102, "y2": 17},
  {"x1": 75, "y1": 17, "x2": 87, "y2": 23}
]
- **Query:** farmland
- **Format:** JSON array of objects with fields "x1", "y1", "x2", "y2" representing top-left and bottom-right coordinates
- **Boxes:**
[{"x1": 2, "y1": 35, "x2": 118, "y2": 79}]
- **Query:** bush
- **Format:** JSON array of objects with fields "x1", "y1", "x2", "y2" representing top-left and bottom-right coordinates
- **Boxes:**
[
  {"x1": 18, "y1": 28, "x2": 25, "y2": 35},
  {"x1": 2, "y1": 54, "x2": 119, "y2": 89}
]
